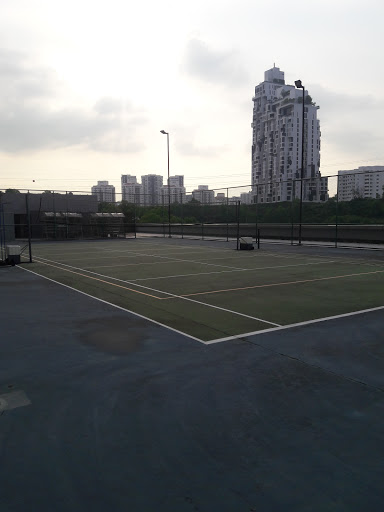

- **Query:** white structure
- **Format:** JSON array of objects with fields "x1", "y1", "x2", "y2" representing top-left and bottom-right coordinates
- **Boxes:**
[
  {"x1": 121, "y1": 174, "x2": 143, "y2": 204},
  {"x1": 122, "y1": 183, "x2": 144, "y2": 204},
  {"x1": 141, "y1": 174, "x2": 163, "y2": 205},
  {"x1": 215, "y1": 193, "x2": 227, "y2": 204},
  {"x1": 160, "y1": 185, "x2": 186, "y2": 204},
  {"x1": 91, "y1": 181, "x2": 116, "y2": 203},
  {"x1": 121, "y1": 174, "x2": 137, "y2": 187},
  {"x1": 251, "y1": 66, "x2": 328, "y2": 203},
  {"x1": 169, "y1": 175, "x2": 184, "y2": 187},
  {"x1": 240, "y1": 192, "x2": 254, "y2": 204},
  {"x1": 338, "y1": 166, "x2": 384, "y2": 201},
  {"x1": 192, "y1": 185, "x2": 215, "y2": 204}
]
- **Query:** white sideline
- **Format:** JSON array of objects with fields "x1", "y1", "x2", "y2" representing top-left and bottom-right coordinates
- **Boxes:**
[
  {"x1": 17, "y1": 265, "x2": 205, "y2": 344},
  {"x1": 30, "y1": 256, "x2": 281, "y2": 327},
  {"x1": 205, "y1": 305, "x2": 384, "y2": 344}
]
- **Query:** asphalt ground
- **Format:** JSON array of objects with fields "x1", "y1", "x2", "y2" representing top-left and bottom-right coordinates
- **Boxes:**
[
  {"x1": 22, "y1": 238, "x2": 384, "y2": 342},
  {"x1": 1, "y1": 260, "x2": 384, "y2": 512}
]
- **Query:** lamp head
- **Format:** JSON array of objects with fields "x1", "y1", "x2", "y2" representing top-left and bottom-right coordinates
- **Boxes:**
[
  {"x1": 160, "y1": 130, "x2": 168, "y2": 135},
  {"x1": 295, "y1": 80, "x2": 303, "y2": 89}
]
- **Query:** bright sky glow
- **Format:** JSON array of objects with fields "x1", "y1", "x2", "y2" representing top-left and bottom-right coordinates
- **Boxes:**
[{"x1": 1, "y1": 0, "x2": 384, "y2": 195}]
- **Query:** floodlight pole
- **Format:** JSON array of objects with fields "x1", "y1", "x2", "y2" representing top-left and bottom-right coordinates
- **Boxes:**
[
  {"x1": 160, "y1": 130, "x2": 171, "y2": 238},
  {"x1": 295, "y1": 80, "x2": 305, "y2": 246}
]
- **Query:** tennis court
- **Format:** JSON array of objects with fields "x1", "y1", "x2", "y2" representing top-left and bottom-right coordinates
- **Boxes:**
[{"x1": 20, "y1": 238, "x2": 384, "y2": 343}]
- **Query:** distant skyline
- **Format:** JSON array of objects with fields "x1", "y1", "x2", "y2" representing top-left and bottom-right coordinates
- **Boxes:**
[{"x1": 1, "y1": 0, "x2": 384, "y2": 195}]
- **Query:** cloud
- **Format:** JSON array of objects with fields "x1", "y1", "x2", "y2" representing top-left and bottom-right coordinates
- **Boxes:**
[
  {"x1": 182, "y1": 38, "x2": 248, "y2": 87},
  {"x1": 175, "y1": 139, "x2": 226, "y2": 158},
  {"x1": 310, "y1": 84, "x2": 384, "y2": 118},
  {"x1": 0, "y1": 50, "x2": 148, "y2": 153},
  {"x1": 308, "y1": 84, "x2": 384, "y2": 159}
]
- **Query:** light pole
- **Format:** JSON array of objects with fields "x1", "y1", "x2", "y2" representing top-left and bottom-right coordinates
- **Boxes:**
[
  {"x1": 160, "y1": 130, "x2": 171, "y2": 238},
  {"x1": 295, "y1": 79, "x2": 305, "y2": 246}
]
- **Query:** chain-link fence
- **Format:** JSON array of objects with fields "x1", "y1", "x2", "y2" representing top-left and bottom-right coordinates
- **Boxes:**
[{"x1": 1, "y1": 171, "x2": 384, "y2": 261}]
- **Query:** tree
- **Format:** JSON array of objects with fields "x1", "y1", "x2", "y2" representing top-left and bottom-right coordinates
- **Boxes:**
[{"x1": 5, "y1": 188, "x2": 20, "y2": 194}]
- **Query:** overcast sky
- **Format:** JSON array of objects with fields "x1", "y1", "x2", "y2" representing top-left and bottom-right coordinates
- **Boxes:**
[{"x1": 1, "y1": 0, "x2": 384, "y2": 196}]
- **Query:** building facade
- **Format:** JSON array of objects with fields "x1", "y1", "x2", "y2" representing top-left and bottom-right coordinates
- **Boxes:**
[
  {"x1": 251, "y1": 66, "x2": 328, "y2": 203},
  {"x1": 91, "y1": 181, "x2": 116, "y2": 203},
  {"x1": 141, "y1": 174, "x2": 163, "y2": 205},
  {"x1": 169, "y1": 175, "x2": 184, "y2": 187},
  {"x1": 192, "y1": 185, "x2": 215, "y2": 204},
  {"x1": 338, "y1": 166, "x2": 384, "y2": 201},
  {"x1": 160, "y1": 185, "x2": 186, "y2": 204}
]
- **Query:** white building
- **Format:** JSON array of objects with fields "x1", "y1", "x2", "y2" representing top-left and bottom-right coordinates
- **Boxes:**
[
  {"x1": 251, "y1": 66, "x2": 328, "y2": 203},
  {"x1": 240, "y1": 192, "x2": 254, "y2": 204},
  {"x1": 192, "y1": 185, "x2": 215, "y2": 204},
  {"x1": 121, "y1": 174, "x2": 137, "y2": 187},
  {"x1": 215, "y1": 193, "x2": 227, "y2": 204},
  {"x1": 169, "y1": 175, "x2": 184, "y2": 187},
  {"x1": 141, "y1": 174, "x2": 163, "y2": 205},
  {"x1": 338, "y1": 166, "x2": 384, "y2": 201},
  {"x1": 91, "y1": 181, "x2": 116, "y2": 203},
  {"x1": 121, "y1": 175, "x2": 143, "y2": 204},
  {"x1": 160, "y1": 185, "x2": 186, "y2": 204},
  {"x1": 122, "y1": 183, "x2": 144, "y2": 204}
]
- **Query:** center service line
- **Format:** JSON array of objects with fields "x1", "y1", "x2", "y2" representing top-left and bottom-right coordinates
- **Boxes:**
[{"x1": 31, "y1": 256, "x2": 281, "y2": 327}]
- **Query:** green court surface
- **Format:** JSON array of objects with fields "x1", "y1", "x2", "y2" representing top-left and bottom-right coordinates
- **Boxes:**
[{"x1": 22, "y1": 239, "x2": 384, "y2": 342}]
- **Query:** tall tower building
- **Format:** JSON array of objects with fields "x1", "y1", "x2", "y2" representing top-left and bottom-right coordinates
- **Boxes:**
[
  {"x1": 91, "y1": 181, "x2": 116, "y2": 203},
  {"x1": 251, "y1": 66, "x2": 327, "y2": 203},
  {"x1": 121, "y1": 174, "x2": 137, "y2": 187},
  {"x1": 141, "y1": 174, "x2": 163, "y2": 205},
  {"x1": 169, "y1": 175, "x2": 184, "y2": 187},
  {"x1": 121, "y1": 174, "x2": 144, "y2": 204}
]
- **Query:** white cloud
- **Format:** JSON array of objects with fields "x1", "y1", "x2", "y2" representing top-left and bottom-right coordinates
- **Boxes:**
[
  {"x1": 182, "y1": 38, "x2": 248, "y2": 87},
  {"x1": 0, "y1": 50, "x2": 148, "y2": 153}
]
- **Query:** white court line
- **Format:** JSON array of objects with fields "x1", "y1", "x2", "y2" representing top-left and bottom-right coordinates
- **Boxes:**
[
  {"x1": 17, "y1": 266, "x2": 204, "y2": 344},
  {"x1": 127, "y1": 260, "x2": 337, "y2": 282},
  {"x1": 19, "y1": 264, "x2": 384, "y2": 347},
  {"x1": 204, "y1": 304, "x2": 384, "y2": 344},
  {"x1": 36, "y1": 252, "x2": 247, "y2": 271},
  {"x1": 31, "y1": 256, "x2": 281, "y2": 327}
]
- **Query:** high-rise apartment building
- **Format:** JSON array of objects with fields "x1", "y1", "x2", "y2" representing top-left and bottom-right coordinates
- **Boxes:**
[
  {"x1": 121, "y1": 174, "x2": 137, "y2": 186},
  {"x1": 160, "y1": 185, "x2": 186, "y2": 204},
  {"x1": 141, "y1": 174, "x2": 163, "y2": 205},
  {"x1": 251, "y1": 66, "x2": 328, "y2": 203},
  {"x1": 121, "y1": 174, "x2": 144, "y2": 204},
  {"x1": 91, "y1": 181, "x2": 116, "y2": 203},
  {"x1": 169, "y1": 175, "x2": 184, "y2": 187},
  {"x1": 192, "y1": 185, "x2": 215, "y2": 204},
  {"x1": 338, "y1": 166, "x2": 384, "y2": 201}
]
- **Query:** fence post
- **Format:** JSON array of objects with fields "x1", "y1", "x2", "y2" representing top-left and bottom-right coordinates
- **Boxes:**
[
  {"x1": 236, "y1": 201, "x2": 240, "y2": 250},
  {"x1": 255, "y1": 184, "x2": 258, "y2": 242},
  {"x1": 52, "y1": 191, "x2": 57, "y2": 240},
  {"x1": 65, "y1": 191, "x2": 69, "y2": 239},
  {"x1": 291, "y1": 180, "x2": 295, "y2": 245},
  {"x1": 26, "y1": 191, "x2": 33, "y2": 262},
  {"x1": 201, "y1": 202, "x2": 204, "y2": 240},
  {"x1": 226, "y1": 188, "x2": 229, "y2": 241},
  {"x1": 335, "y1": 176, "x2": 339, "y2": 248}
]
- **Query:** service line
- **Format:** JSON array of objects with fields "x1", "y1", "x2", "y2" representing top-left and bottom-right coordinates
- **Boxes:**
[{"x1": 30, "y1": 256, "x2": 281, "y2": 327}]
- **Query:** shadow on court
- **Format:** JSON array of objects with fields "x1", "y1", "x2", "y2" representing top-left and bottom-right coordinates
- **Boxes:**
[{"x1": 1, "y1": 265, "x2": 384, "y2": 512}]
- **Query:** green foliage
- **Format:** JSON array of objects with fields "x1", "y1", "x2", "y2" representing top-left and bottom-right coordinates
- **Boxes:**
[
  {"x1": 100, "y1": 197, "x2": 384, "y2": 225},
  {"x1": 5, "y1": 188, "x2": 21, "y2": 194},
  {"x1": 98, "y1": 202, "x2": 121, "y2": 213}
]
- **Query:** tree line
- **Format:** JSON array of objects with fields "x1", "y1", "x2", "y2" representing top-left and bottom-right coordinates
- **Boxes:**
[{"x1": 98, "y1": 196, "x2": 384, "y2": 225}]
